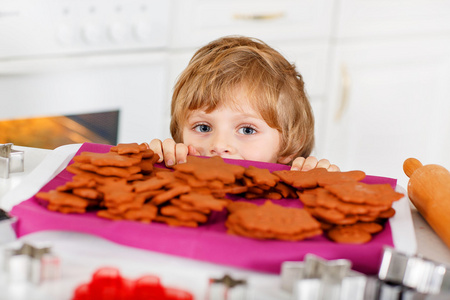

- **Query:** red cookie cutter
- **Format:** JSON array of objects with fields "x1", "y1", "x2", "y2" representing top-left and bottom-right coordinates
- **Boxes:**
[{"x1": 72, "y1": 267, "x2": 194, "y2": 300}]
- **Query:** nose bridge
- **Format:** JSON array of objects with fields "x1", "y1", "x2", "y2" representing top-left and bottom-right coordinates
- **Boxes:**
[{"x1": 209, "y1": 130, "x2": 233, "y2": 154}]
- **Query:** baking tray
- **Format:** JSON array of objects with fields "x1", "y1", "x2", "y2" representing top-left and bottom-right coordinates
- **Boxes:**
[{"x1": 5, "y1": 143, "x2": 416, "y2": 275}]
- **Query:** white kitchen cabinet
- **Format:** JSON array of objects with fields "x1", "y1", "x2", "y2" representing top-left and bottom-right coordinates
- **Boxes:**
[
  {"x1": 335, "y1": 0, "x2": 450, "y2": 39},
  {"x1": 169, "y1": 0, "x2": 334, "y2": 49},
  {"x1": 321, "y1": 36, "x2": 450, "y2": 187}
]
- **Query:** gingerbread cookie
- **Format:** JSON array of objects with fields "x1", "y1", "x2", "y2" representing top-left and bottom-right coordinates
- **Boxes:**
[
  {"x1": 327, "y1": 226, "x2": 372, "y2": 244},
  {"x1": 325, "y1": 182, "x2": 403, "y2": 205},
  {"x1": 150, "y1": 184, "x2": 191, "y2": 206},
  {"x1": 226, "y1": 200, "x2": 322, "y2": 241},
  {"x1": 273, "y1": 168, "x2": 325, "y2": 189},
  {"x1": 154, "y1": 215, "x2": 199, "y2": 228},
  {"x1": 36, "y1": 190, "x2": 91, "y2": 214},
  {"x1": 123, "y1": 203, "x2": 158, "y2": 223},
  {"x1": 178, "y1": 193, "x2": 229, "y2": 211},
  {"x1": 56, "y1": 177, "x2": 97, "y2": 192},
  {"x1": 160, "y1": 205, "x2": 208, "y2": 223},
  {"x1": 351, "y1": 222, "x2": 383, "y2": 234},
  {"x1": 171, "y1": 199, "x2": 211, "y2": 214},
  {"x1": 78, "y1": 163, "x2": 141, "y2": 178},
  {"x1": 110, "y1": 143, "x2": 149, "y2": 155},
  {"x1": 74, "y1": 151, "x2": 141, "y2": 167},
  {"x1": 244, "y1": 166, "x2": 279, "y2": 187},
  {"x1": 273, "y1": 168, "x2": 366, "y2": 190},
  {"x1": 132, "y1": 176, "x2": 172, "y2": 193},
  {"x1": 173, "y1": 156, "x2": 245, "y2": 184}
]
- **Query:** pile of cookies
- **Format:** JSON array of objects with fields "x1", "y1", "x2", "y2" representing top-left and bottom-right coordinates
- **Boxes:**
[
  {"x1": 273, "y1": 168, "x2": 403, "y2": 243},
  {"x1": 35, "y1": 143, "x2": 403, "y2": 244},
  {"x1": 36, "y1": 143, "x2": 233, "y2": 227}
]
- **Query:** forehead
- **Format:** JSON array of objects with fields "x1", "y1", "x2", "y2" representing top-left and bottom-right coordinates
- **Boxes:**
[
  {"x1": 191, "y1": 86, "x2": 261, "y2": 116},
  {"x1": 204, "y1": 84, "x2": 263, "y2": 110}
]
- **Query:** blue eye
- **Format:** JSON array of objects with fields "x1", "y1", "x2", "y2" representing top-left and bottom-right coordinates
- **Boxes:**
[
  {"x1": 194, "y1": 124, "x2": 211, "y2": 133},
  {"x1": 238, "y1": 126, "x2": 256, "y2": 135}
]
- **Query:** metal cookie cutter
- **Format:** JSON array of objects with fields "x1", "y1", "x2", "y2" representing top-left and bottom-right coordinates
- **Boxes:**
[
  {"x1": 3, "y1": 242, "x2": 60, "y2": 284},
  {"x1": 281, "y1": 254, "x2": 374, "y2": 300},
  {"x1": 378, "y1": 246, "x2": 450, "y2": 295},
  {"x1": 0, "y1": 143, "x2": 24, "y2": 179},
  {"x1": 206, "y1": 274, "x2": 247, "y2": 300}
]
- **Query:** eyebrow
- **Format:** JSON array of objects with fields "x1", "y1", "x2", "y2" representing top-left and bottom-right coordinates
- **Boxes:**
[{"x1": 191, "y1": 108, "x2": 262, "y2": 119}]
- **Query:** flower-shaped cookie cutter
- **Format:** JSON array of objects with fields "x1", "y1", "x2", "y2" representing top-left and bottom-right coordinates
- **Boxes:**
[
  {"x1": 379, "y1": 246, "x2": 450, "y2": 295},
  {"x1": 0, "y1": 143, "x2": 24, "y2": 179},
  {"x1": 3, "y1": 242, "x2": 60, "y2": 284},
  {"x1": 207, "y1": 274, "x2": 247, "y2": 300}
]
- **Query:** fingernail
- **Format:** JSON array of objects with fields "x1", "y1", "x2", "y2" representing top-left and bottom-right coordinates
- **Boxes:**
[
  {"x1": 178, "y1": 159, "x2": 186, "y2": 164},
  {"x1": 166, "y1": 159, "x2": 174, "y2": 166},
  {"x1": 291, "y1": 167, "x2": 300, "y2": 171}
]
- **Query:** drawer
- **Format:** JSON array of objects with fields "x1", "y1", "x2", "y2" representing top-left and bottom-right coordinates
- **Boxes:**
[
  {"x1": 335, "y1": 0, "x2": 450, "y2": 38},
  {"x1": 0, "y1": 0, "x2": 171, "y2": 58},
  {"x1": 170, "y1": 0, "x2": 334, "y2": 48}
]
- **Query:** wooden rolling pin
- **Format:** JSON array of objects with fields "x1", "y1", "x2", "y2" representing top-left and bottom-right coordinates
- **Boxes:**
[{"x1": 404, "y1": 158, "x2": 450, "y2": 249}]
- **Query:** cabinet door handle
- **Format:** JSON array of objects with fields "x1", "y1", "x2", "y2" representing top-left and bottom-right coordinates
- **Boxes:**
[
  {"x1": 233, "y1": 12, "x2": 285, "y2": 21},
  {"x1": 335, "y1": 64, "x2": 351, "y2": 121}
]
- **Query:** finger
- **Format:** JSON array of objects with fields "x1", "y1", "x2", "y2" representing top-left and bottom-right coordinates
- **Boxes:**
[
  {"x1": 290, "y1": 157, "x2": 306, "y2": 171},
  {"x1": 316, "y1": 159, "x2": 331, "y2": 169},
  {"x1": 174, "y1": 143, "x2": 189, "y2": 164},
  {"x1": 188, "y1": 145, "x2": 201, "y2": 156},
  {"x1": 300, "y1": 156, "x2": 319, "y2": 171},
  {"x1": 148, "y1": 139, "x2": 164, "y2": 163},
  {"x1": 327, "y1": 164, "x2": 341, "y2": 172},
  {"x1": 161, "y1": 138, "x2": 177, "y2": 167}
]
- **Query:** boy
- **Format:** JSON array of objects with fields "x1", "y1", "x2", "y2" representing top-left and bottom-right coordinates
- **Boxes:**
[{"x1": 149, "y1": 36, "x2": 339, "y2": 172}]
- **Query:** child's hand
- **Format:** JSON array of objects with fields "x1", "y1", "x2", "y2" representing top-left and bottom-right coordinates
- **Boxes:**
[
  {"x1": 149, "y1": 139, "x2": 200, "y2": 167},
  {"x1": 290, "y1": 156, "x2": 340, "y2": 172}
]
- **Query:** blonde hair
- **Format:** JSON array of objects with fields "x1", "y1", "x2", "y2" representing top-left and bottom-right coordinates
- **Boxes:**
[{"x1": 170, "y1": 36, "x2": 314, "y2": 163}]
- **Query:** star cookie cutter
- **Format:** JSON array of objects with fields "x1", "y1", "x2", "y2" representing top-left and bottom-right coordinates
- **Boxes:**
[
  {"x1": 207, "y1": 274, "x2": 247, "y2": 300},
  {"x1": 3, "y1": 242, "x2": 60, "y2": 284},
  {"x1": 0, "y1": 143, "x2": 24, "y2": 179},
  {"x1": 281, "y1": 254, "x2": 371, "y2": 300}
]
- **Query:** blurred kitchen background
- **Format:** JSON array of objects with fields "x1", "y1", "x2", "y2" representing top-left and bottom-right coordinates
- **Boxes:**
[{"x1": 0, "y1": 0, "x2": 449, "y2": 188}]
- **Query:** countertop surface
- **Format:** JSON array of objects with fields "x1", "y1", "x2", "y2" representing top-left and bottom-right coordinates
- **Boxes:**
[{"x1": 1, "y1": 145, "x2": 450, "y2": 300}]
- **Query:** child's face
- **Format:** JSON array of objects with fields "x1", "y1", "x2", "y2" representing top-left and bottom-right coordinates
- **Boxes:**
[{"x1": 181, "y1": 96, "x2": 282, "y2": 164}]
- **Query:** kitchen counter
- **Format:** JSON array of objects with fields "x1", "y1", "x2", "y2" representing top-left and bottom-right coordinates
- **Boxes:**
[{"x1": 1, "y1": 145, "x2": 450, "y2": 300}]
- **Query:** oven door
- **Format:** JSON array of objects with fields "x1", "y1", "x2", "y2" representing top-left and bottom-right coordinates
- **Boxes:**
[{"x1": 0, "y1": 51, "x2": 170, "y2": 146}]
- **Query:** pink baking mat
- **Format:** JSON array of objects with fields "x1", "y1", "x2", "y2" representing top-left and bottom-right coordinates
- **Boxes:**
[{"x1": 10, "y1": 143, "x2": 396, "y2": 275}]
